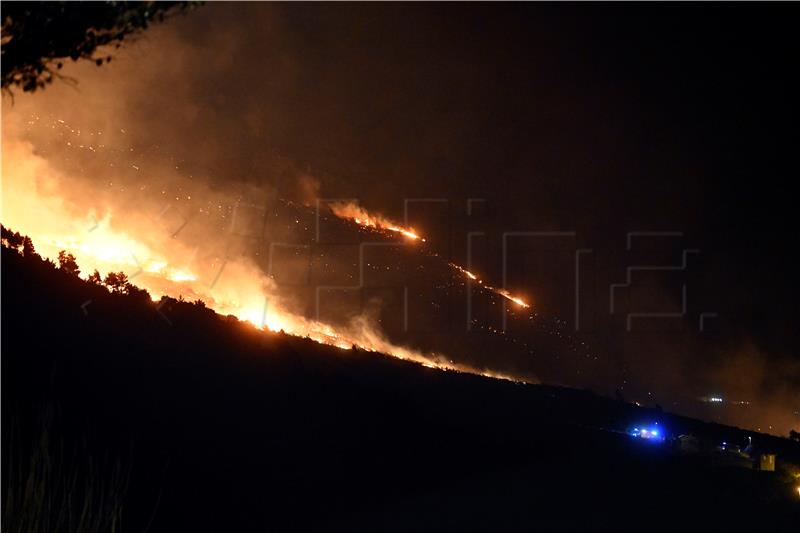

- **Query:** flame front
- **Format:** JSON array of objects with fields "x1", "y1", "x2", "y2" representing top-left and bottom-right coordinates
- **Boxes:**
[
  {"x1": 329, "y1": 202, "x2": 531, "y2": 309},
  {"x1": 1, "y1": 133, "x2": 525, "y2": 383},
  {"x1": 329, "y1": 202, "x2": 425, "y2": 241}
]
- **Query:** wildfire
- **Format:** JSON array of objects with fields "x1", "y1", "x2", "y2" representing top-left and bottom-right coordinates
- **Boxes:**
[
  {"x1": 328, "y1": 202, "x2": 532, "y2": 309},
  {"x1": 329, "y1": 202, "x2": 425, "y2": 241},
  {"x1": 495, "y1": 289, "x2": 530, "y2": 308},
  {"x1": 387, "y1": 226, "x2": 424, "y2": 241},
  {"x1": 2, "y1": 192, "x2": 515, "y2": 383},
  {"x1": 1, "y1": 127, "x2": 534, "y2": 386},
  {"x1": 13, "y1": 210, "x2": 491, "y2": 375},
  {"x1": 450, "y1": 263, "x2": 480, "y2": 281}
]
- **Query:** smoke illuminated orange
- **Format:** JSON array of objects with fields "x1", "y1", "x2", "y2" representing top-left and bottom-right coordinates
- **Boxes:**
[{"x1": 1, "y1": 135, "x2": 526, "y2": 384}]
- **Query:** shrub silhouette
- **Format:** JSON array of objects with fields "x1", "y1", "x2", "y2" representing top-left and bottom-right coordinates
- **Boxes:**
[
  {"x1": 57, "y1": 250, "x2": 80, "y2": 276},
  {"x1": 87, "y1": 269, "x2": 102, "y2": 284},
  {"x1": 102, "y1": 272, "x2": 129, "y2": 294},
  {"x1": 1, "y1": 225, "x2": 25, "y2": 251}
]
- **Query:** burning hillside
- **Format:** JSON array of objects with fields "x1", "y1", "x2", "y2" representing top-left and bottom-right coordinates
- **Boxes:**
[{"x1": 1, "y1": 118, "x2": 545, "y2": 382}]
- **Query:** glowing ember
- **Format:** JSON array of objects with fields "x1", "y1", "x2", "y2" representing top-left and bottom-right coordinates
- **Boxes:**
[
  {"x1": 387, "y1": 226, "x2": 424, "y2": 241},
  {"x1": 496, "y1": 289, "x2": 530, "y2": 308},
  {"x1": 450, "y1": 264, "x2": 480, "y2": 281},
  {"x1": 449, "y1": 263, "x2": 530, "y2": 308}
]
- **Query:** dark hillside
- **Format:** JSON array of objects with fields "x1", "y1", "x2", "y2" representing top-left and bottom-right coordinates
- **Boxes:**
[{"x1": 2, "y1": 244, "x2": 799, "y2": 531}]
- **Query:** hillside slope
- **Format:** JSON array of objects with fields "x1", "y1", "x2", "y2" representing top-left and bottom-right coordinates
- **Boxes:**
[{"x1": 2, "y1": 245, "x2": 799, "y2": 531}]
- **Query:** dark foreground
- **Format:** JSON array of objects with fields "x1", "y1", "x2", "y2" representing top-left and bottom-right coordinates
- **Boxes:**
[{"x1": 3, "y1": 247, "x2": 799, "y2": 532}]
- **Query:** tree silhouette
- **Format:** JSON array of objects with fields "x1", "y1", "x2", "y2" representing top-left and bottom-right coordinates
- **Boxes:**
[
  {"x1": 103, "y1": 271, "x2": 129, "y2": 294},
  {"x1": 88, "y1": 269, "x2": 103, "y2": 284},
  {"x1": 1, "y1": 1, "x2": 197, "y2": 93},
  {"x1": 57, "y1": 250, "x2": 80, "y2": 276},
  {"x1": 1, "y1": 225, "x2": 25, "y2": 250},
  {"x1": 126, "y1": 283, "x2": 151, "y2": 303},
  {"x1": 21, "y1": 236, "x2": 35, "y2": 257}
]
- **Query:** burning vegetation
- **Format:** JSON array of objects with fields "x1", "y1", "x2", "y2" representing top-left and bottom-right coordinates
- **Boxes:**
[
  {"x1": 328, "y1": 201, "x2": 531, "y2": 309},
  {"x1": 1, "y1": 223, "x2": 524, "y2": 383}
]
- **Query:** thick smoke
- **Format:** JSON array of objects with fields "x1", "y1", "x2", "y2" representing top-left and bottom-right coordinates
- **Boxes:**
[{"x1": 0, "y1": 7, "x2": 454, "y2": 371}]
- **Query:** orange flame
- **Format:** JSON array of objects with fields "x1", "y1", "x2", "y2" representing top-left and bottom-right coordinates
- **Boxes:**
[
  {"x1": 1, "y1": 138, "x2": 529, "y2": 383},
  {"x1": 495, "y1": 289, "x2": 530, "y2": 308},
  {"x1": 329, "y1": 203, "x2": 532, "y2": 309},
  {"x1": 329, "y1": 202, "x2": 425, "y2": 241}
]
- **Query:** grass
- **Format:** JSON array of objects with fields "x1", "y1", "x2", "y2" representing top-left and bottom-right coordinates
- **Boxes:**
[{"x1": 2, "y1": 401, "x2": 132, "y2": 533}]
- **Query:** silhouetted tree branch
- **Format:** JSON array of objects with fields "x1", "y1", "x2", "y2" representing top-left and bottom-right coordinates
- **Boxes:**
[
  {"x1": 1, "y1": 1, "x2": 198, "y2": 93},
  {"x1": 88, "y1": 269, "x2": 103, "y2": 284},
  {"x1": 103, "y1": 271, "x2": 130, "y2": 294},
  {"x1": 1, "y1": 225, "x2": 25, "y2": 250}
]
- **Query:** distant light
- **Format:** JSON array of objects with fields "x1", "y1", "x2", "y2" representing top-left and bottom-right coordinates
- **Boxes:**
[
  {"x1": 631, "y1": 426, "x2": 664, "y2": 441},
  {"x1": 710, "y1": 397, "x2": 724, "y2": 403}
]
